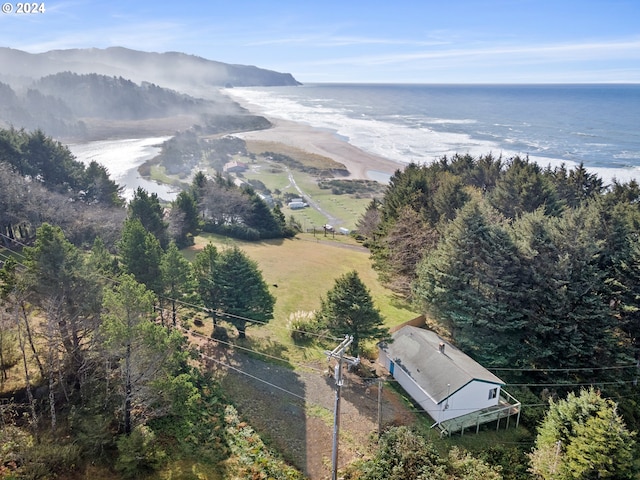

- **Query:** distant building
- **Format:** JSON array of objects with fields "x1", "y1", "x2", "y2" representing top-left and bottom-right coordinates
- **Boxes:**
[
  {"x1": 378, "y1": 326, "x2": 520, "y2": 435},
  {"x1": 223, "y1": 161, "x2": 248, "y2": 173},
  {"x1": 288, "y1": 201, "x2": 308, "y2": 209}
]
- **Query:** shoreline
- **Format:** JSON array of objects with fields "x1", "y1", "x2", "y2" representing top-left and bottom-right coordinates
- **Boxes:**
[{"x1": 226, "y1": 93, "x2": 405, "y2": 182}]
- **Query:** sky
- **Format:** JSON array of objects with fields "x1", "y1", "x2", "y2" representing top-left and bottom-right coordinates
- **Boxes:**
[{"x1": 1, "y1": 0, "x2": 639, "y2": 84}]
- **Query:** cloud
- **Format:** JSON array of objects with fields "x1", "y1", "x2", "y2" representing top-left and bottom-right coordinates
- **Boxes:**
[
  {"x1": 246, "y1": 34, "x2": 447, "y2": 48},
  {"x1": 12, "y1": 20, "x2": 187, "y2": 53},
  {"x1": 300, "y1": 37, "x2": 640, "y2": 68}
]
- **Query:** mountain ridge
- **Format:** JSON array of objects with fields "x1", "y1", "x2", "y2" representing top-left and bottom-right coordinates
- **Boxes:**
[{"x1": 0, "y1": 46, "x2": 301, "y2": 93}]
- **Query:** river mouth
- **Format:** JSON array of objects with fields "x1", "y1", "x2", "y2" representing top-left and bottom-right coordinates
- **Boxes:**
[{"x1": 67, "y1": 136, "x2": 178, "y2": 201}]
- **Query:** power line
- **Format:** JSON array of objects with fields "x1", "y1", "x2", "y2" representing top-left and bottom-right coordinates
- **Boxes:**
[
  {"x1": 197, "y1": 350, "x2": 306, "y2": 401},
  {"x1": 489, "y1": 364, "x2": 638, "y2": 372},
  {"x1": 2, "y1": 229, "x2": 639, "y2": 381},
  {"x1": 180, "y1": 325, "x2": 326, "y2": 374}
]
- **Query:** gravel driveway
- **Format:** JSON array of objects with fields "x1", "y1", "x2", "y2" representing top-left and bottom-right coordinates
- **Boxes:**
[{"x1": 199, "y1": 340, "x2": 416, "y2": 479}]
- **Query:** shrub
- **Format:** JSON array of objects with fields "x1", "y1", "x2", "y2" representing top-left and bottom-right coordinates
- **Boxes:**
[
  {"x1": 224, "y1": 405, "x2": 304, "y2": 479},
  {"x1": 287, "y1": 310, "x2": 323, "y2": 343},
  {"x1": 115, "y1": 425, "x2": 167, "y2": 478}
]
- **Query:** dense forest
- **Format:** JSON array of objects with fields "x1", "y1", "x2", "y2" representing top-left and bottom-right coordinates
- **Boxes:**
[
  {"x1": 359, "y1": 154, "x2": 640, "y2": 421},
  {"x1": 0, "y1": 128, "x2": 305, "y2": 479}
]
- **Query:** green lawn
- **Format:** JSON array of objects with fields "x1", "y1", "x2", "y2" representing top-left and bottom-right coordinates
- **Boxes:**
[
  {"x1": 183, "y1": 232, "x2": 418, "y2": 361},
  {"x1": 241, "y1": 157, "x2": 378, "y2": 231}
]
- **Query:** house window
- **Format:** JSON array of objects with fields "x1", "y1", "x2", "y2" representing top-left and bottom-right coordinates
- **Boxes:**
[{"x1": 488, "y1": 388, "x2": 497, "y2": 400}]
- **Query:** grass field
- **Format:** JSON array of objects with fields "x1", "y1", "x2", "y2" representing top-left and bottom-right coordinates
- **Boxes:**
[
  {"x1": 239, "y1": 140, "x2": 383, "y2": 231},
  {"x1": 183, "y1": 232, "x2": 418, "y2": 362}
]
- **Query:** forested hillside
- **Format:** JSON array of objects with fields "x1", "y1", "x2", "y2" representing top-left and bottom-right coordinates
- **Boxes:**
[
  {"x1": 360, "y1": 155, "x2": 640, "y2": 425},
  {"x1": 0, "y1": 47, "x2": 302, "y2": 92},
  {"x1": 0, "y1": 72, "x2": 263, "y2": 138},
  {"x1": 2, "y1": 125, "x2": 640, "y2": 478},
  {"x1": 0, "y1": 128, "x2": 304, "y2": 479}
]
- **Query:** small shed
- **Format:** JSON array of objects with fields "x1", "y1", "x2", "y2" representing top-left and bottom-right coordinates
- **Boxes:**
[{"x1": 378, "y1": 326, "x2": 520, "y2": 435}]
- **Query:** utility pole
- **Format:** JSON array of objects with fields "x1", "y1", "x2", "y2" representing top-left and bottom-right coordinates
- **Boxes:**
[
  {"x1": 377, "y1": 378, "x2": 383, "y2": 437},
  {"x1": 325, "y1": 335, "x2": 358, "y2": 480}
]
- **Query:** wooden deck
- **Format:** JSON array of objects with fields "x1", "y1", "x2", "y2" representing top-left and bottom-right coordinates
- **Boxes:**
[{"x1": 436, "y1": 392, "x2": 521, "y2": 436}]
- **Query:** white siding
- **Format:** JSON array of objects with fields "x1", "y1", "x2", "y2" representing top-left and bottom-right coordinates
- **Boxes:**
[
  {"x1": 438, "y1": 381, "x2": 502, "y2": 423},
  {"x1": 378, "y1": 349, "x2": 502, "y2": 424}
]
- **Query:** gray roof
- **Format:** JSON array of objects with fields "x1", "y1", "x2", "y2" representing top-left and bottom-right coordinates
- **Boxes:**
[{"x1": 381, "y1": 326, "x2": 504, "y2": 404}]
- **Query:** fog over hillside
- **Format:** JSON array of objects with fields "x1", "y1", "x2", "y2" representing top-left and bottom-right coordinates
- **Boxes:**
[
  {"x1": 0, "y1": 47, "x2": 295, "y2": 139},
  {"x1": 0, "y1": 46, "x2": 301, "y2": 95}
]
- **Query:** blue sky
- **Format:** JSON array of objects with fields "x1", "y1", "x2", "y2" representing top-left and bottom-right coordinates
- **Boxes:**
[{"x1": 1, "y1": 0, "x2": 639, "y2": 83}]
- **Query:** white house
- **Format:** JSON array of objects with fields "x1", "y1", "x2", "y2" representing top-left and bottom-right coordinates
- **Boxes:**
[
  {"x1": 378, "y1": 326, "x2": 520, "y2": 434},
  {"x1": 223, "y1": 160, "x2": 248, "y2": 173}
]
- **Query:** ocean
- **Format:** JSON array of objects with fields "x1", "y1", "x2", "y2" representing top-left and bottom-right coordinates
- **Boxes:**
[{"x1": 226, "y1": 84, "x2": 640, "y2": 184}]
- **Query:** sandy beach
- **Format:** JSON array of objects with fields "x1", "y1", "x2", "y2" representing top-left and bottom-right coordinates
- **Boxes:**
[{"x1": 228, "y1": 96, "x2": 405, "y2": 182}]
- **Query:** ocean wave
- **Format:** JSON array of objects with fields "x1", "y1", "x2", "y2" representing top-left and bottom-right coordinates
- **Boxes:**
[{"x1": 227, "y1": 85, "x2": 640, "y2": 184}]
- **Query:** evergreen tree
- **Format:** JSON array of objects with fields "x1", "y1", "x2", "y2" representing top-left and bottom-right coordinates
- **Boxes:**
[
  {"x1": 529, "y1": 388, "x2": 637, "y2": 480},
  {"x1": 25, "y1": 224, "x2": 102, "y2": 385},
  {"x1": 100, "y1": 274, "x2": 184, "y2": 435},
  {"x1": 214, "y1": 246, "x2": 274, "y2": 338},
  {"x1": 160, "y1": 242, "x2": 192, "y2": 326},
  {"x1": 83, "y1": 160, "x2": 124, "y2": 207},
  {"x1": 316, "y1": 270, "x2": 389, "y2": 356},
  {"x1": 170, "y1": 190, "x2": 199, "y2": 246},
  {"x1": 88, "y1": 236, "x2": 118, "y2": 275},
  {"x1": 356, "y1": 198, "x2": 382, "y2": 240},
  {"x1": 379, "y1": 162, "x2": 437, "y2": 227},
  {"x1": 20, "y1": 223, "x2": 103, "y2": 431},
  {"x1": 377, "y1": 206, "x2": 439, "y2": 297},
  {"x1": 549, "y1": 205, "x2": 621, "y2": 371},
  {"x1": 431, "y1": 171, "x2": 470, "y2": 223},
  {"x1": 549, "y1": 163, "x2": 604, "y2": 209},
  {"x1": 128, "y1": 187, "x2": 168, "y2": 248},
  {"x1": 25, "y1": 129, "x2": 85, "y2": 192},
  {"x1": 243, "y1": 187, "x2": 282, "y2": 238},
  {"x1": 510, "y1": 210, "x2": 568, "y2": 374},
  {"x1": 414, "y1": 201, "x2": 526, "y2": 366},
  {"x1": 118, "y1": 218, "x2": 163, "y2": 295},
  {"x1": 489, "y1": 156, "x2": 560, "y2": 219},
  {"x1": 192, "y1": 243, "x2": 220, "y2": 327}
]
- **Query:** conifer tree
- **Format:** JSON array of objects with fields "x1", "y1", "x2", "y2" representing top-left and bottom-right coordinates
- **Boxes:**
[
  {"x1": 100, "y1": 274, "x2": 184, "y2": 434},
  {"x1": 118, "y1": 217, "x2": 163, "y2": 295},
  {"x1": 160, "y1": 242, "x2": 192, "y2": 326},
  {"x1": 213, "y1": 246, "x2": 274, "y2": 338},
  {"x1": 128, "y1": 187, "x2": 168, "y2": 248},
  {"x1": 489, "y1": 156, "x2": 560, "y2": 218},
  {"x1": 316, "y1": 270, "x2": 389, "y2": 356},
  {"x1": 192, "y1": 243, "x2": 224, "y2": 329},
  {"x1": 414, "y1": 201, "x2": 526, "y2": 366},
  {"x1": 529, "y1": 388, "x2": 636, "y2": 480},
  {"x1": 169, "y1": 190, "x2": 199, "y2": 247}
]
